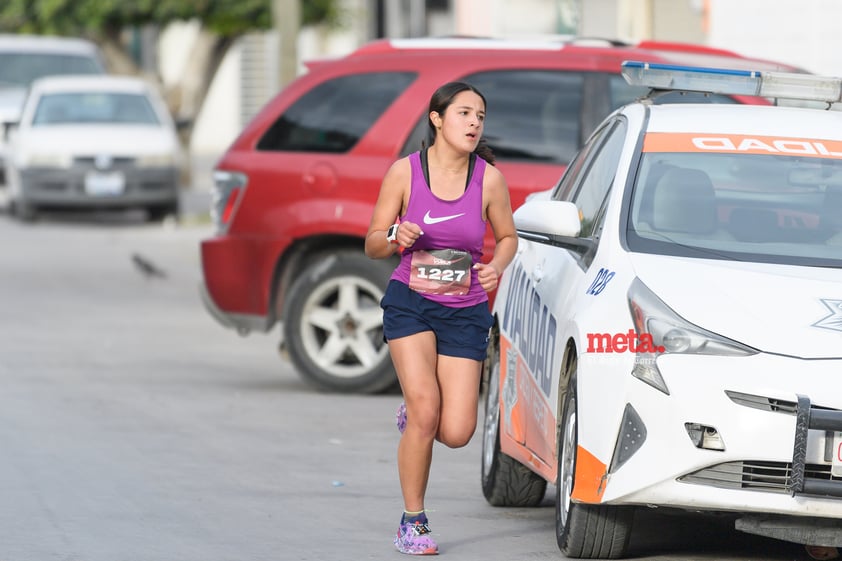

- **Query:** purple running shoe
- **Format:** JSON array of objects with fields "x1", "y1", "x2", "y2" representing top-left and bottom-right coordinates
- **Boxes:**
[
  {"x1": 394, "y1": 520, "x2": 438, "y2": 555},
  {"x1": 396, "y1": 402, "x2": 407, "y2": 433}
]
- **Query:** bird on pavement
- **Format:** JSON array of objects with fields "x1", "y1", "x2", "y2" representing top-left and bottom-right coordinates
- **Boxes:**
[{"x1": 131, "y1": 253, "x2": 168, "y2": 279}]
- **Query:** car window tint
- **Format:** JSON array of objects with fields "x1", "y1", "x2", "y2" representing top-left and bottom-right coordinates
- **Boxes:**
[
  {"x1": 571, "y1": 119, "x2": 627, "y2": 237},
  {"x1": 466, "y1": 70, "x2": 584, "y2": 164},
  {"x1": 0, "y1": 53, "x2": 102, "y2": 88},
  {"x1": 401, "y1": 70, "x2": 584, "y2": 164},
  {"x1": 399, "y1": 114, "x2": 428, "y2": 158},
  {"x1": 552, "y1": 119, "x2": 616, "y2": 201},
  {"x1": 32, "y1": 93, "x2": 160, "y2": 126},
  {"x1": 257, "y1": 72, "x2": 416, "y2": 153}
]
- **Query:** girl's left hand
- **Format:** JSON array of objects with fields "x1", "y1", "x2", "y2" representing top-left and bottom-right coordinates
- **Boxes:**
[{"x1": 473, "y1": 262, "x2": 501, "y2": 292}]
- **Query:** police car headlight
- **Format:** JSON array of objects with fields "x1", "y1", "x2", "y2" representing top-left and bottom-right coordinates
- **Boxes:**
[
  {"x1": 628, "y1": 278, "x2": 756, "y2": 357},
  {"x1": 661, "y1": 328, "x2": 691, "y2": 353},
  {"x1": 627, "y1": 278, "x2": 757, "y2": 394}
]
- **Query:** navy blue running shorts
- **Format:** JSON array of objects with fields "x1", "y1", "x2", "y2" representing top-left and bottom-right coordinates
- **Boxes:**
[{"x1": 380, "y1": 280, "x2": 493, "y2": 361}]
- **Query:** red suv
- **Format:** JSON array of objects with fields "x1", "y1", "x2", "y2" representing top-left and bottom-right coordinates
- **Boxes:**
[{"x1": 199, "y1": 37, "x2": 799, "y2": 393}]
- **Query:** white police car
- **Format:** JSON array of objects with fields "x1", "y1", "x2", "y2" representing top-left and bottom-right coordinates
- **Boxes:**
[{"x1": 481, "y1": 62, "x2": 842, "y2": 558}]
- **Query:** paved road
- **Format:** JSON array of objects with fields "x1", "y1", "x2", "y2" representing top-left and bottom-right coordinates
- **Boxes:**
[{"x1": 0, "y1": 207, "x2": 816, "y2": 561}]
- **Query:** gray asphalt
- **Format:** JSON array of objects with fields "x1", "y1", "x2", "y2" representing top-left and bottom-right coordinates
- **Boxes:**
[{"x1": 0, "y1": 204, "x2": 815, "y2": 561}]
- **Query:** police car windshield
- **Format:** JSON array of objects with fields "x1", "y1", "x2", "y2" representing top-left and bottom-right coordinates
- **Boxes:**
[{"x1": 626, "y1": 148, "x2": 842, "y2": 268}]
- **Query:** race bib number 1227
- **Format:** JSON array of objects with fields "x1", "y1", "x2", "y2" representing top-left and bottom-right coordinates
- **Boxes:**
[{"x1": 409, "y1": 249, "x2": 472, "y2": 296}]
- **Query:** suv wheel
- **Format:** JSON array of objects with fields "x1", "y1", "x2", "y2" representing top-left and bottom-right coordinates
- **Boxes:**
[
  {"x1": 283, "y1": 251, "x2": 396, "y2": 393},
  {"x1": 146, "y1": 201, "x2": 179, "y2": 223},
  {"x1": 10, "y1": 199, "x2": 37, "y2": 222}
]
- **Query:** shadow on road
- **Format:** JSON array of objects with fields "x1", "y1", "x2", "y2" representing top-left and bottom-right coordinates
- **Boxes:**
[{"x1": 629, "y1": 508, "x2": 813, "y2": 560}]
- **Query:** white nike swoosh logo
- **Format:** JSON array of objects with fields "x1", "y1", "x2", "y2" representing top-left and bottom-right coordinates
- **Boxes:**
[{"x1": 423, "y1": 210, "x2": 465, "y2": 225}]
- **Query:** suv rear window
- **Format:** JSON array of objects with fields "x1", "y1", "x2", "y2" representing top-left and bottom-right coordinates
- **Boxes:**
[
  {"x1": 257, "y1": 71, "x2": 416, "y2": 153},
  {"x1": 400, "y1": 70, "x2": 584, "y2": 164},
  {"x1": 400, "y1": 70, "x2": 739, "y2": 165},
  {"x1": 467, "y1": 70, "x2": 584, "y2": 163}
]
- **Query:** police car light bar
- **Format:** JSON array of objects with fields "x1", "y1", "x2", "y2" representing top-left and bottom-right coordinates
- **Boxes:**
[{"x1": 621, "y1": 60, "x2": 842, "y2": 103}]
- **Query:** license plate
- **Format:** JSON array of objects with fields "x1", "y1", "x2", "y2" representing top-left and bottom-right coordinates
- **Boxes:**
[
  {"x1": 84, "y1": 171, "x2": 125, "y2": 196},
  {"x1": 833, "y1": 432, "x2": 842, "y2": 477}
]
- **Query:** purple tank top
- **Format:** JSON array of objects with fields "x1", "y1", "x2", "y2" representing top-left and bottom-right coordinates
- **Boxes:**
[{"x1": 390, "y1": 150, "x2": 488, "y2": 307}]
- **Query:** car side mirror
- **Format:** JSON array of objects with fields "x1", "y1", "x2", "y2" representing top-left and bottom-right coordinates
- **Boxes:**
[
  {"x1": 514, "y1": 199, "x2": 594, "y2": 253},
  {"x1": 514, "y1": 199, "x2": 582, "y2": 237},
  {"x1": 2, "y1": 120, "x2": 18, "y2": 141}
]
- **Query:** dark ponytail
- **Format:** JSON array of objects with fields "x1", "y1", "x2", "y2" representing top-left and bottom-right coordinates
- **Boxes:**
[
  {"x1": 422, "y1": 81, "x2": 496, "y2": 166},
  {"x1": 473, "y1": 138, "x2": 495, "y2": 165}
]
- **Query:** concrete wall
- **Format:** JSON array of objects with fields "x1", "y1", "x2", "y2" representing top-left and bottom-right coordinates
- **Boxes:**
[
  {"x1": 706, "y1": 0, "x2": 842, "y2": 75},
  {"x1": 580, "y1": 0, "x2": 622, "y2": 39},
  {"x1": 171, "y1": 0, "x2": 842, "y2": 190},
  {"x1": 581, "y1": 0, "x2": 704, "y2": 44}
]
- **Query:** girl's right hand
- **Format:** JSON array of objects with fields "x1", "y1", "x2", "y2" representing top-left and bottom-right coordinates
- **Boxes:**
[{"x1": 395, "y1": 221, "x2": 424, "y2": 249}]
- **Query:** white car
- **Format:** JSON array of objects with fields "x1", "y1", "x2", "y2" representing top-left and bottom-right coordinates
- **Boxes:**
[
  {"x1": 5, "y1": 74, "x2": 182, "y2": 221},
  {"x1": 0, "y1": 35, "x2": 106, "y2": 185},
  {"x1": 481, "y1": 62, "x2": 842, "y2": 558}
]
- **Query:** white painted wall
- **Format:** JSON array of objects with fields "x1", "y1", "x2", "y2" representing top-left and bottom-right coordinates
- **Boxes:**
[
  {"x1": 158, "y1": 20, "x2": 199, "y2": 91},
  {"x1": 455, "y1": 0, "x2": 561, "y2": 37},
  {"x1": 156, "y1": 20, "x2": 240, "y2": 171},
  {"x1": 189, "y1": 42, "x2": 242, "y2": 156},
  {"x1": 580, "y1": 0, "x2": 623, "y2": 39},
  {"x1": 706, "y1": 0, "x2": 842, "y2": 75}
]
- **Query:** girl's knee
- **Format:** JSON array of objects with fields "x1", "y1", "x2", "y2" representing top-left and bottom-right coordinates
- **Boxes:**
[
  {"x1": 438, "y1": 425, "x2": 476, "y2": 448},
  {"x1": 406, "y1": 405, "x2": 440, "y2": 437}
]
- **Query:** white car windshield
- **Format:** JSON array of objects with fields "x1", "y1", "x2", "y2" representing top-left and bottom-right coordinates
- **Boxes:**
[
  {"x1": 0, "y1": 53, "x2": 102, "y2": 88},
  {"x1": 627, "y1": 149, "x2": 842, "y2": 268},
  {"x1": 32, "y1": 92, "x2": 161, "y2": 126}
]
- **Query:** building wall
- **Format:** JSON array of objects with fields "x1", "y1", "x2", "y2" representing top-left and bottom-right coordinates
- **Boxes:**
[
  {"x1": 581, "y1": 0, "x2": 704, "y2": 44},
  {"x1": 177, "y1": 0, "x2": 839, "y2": 188},
  {"x1": 651, "y1": 0, "x2": 704, "y2": 44},
  {"x1": 580, "y1": 0, "x2": 623, "y2": 39},
  {"x1": 705, "y1": 0, "x2": 842, "y2": 75}
]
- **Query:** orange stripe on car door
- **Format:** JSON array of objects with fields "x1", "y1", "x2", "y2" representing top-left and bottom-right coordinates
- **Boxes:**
[{"x1": 571, "y1": 445, "x2": 607, "y2": 503}]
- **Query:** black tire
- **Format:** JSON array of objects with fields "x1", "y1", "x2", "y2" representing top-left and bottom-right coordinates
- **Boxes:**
[
  {"x1": 146, "y1": 201, "x2": 179, "y2": 223},
  {"x1": 283, "y1": 251, "x2": 396, "y2": 394},
  {"x1": 556, "y1": 362, "x2": 634, "y2": 559},
  {"x1": 481, "y1": 331, "x2": 548, "y2": 506},
  {"x1": 10, "y1": 199, "x2": 37, "y2": 222}
]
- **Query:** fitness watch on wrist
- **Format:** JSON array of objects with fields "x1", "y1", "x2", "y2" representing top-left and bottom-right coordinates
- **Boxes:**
[{"x1": 386, "y1": 223, "x2": 400, "y2": 244}]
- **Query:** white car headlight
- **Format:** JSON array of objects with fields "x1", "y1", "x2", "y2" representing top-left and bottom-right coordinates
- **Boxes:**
[
  {"x1": 20, "y1": 152, "x2": 73, "y2": 169},
  {"x1": 626, "y1": 277, "x2": 757, "y2": 394},
  {"x1": 136, "y1": 153, "x2": 176, "y2": 167}
]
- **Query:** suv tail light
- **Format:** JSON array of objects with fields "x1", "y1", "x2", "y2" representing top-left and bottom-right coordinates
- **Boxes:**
[{"x1": 211, "y1": 170, "x2": 248, "y2": 233}]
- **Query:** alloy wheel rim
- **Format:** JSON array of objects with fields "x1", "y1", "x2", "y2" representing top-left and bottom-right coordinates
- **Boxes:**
[
  {"x1": 299, "y1": 275, "x2": 388, "y2": 378},
  {"x1": 560, "y1": 402, "x2": 576, "y2": 527},
  {"x1": 482, "y1": 352, "x2": 500, "y2": 479}
]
